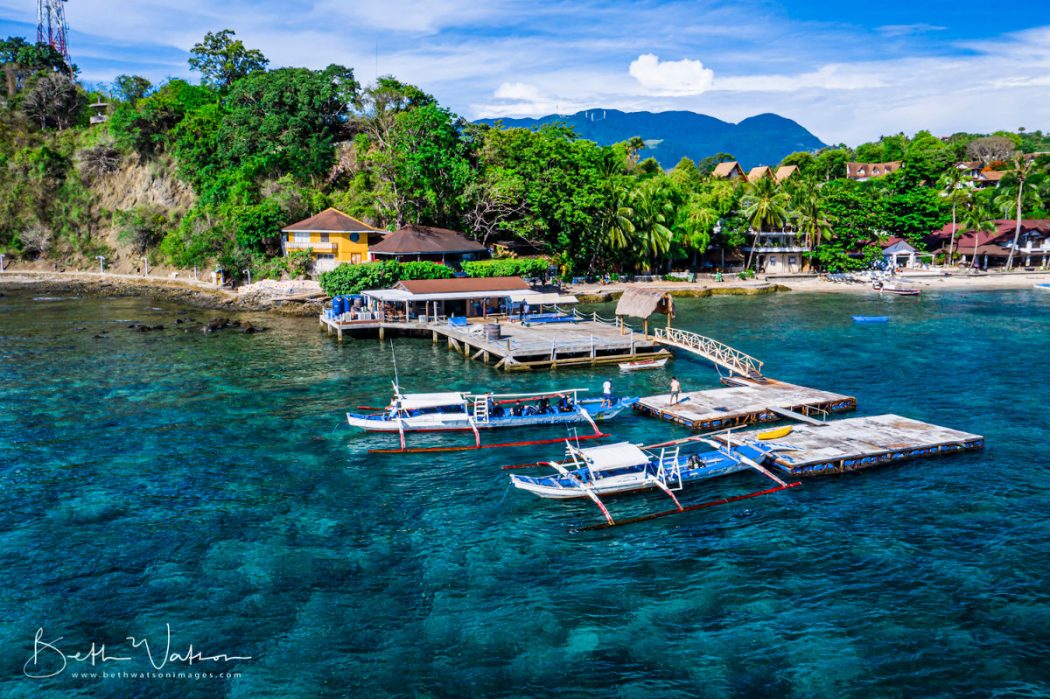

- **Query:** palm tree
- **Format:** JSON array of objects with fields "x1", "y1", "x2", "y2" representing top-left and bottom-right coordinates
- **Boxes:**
[
  {"x1": 624, "y1": 136, "x2": 646, "y2": 165},
  {"x1": 998, "y1": 156, "x2": 1036, "y2": 269},
  {"x1": 938, "y1": 166, "x2": 969, "y2": 266},
  {"x1": 676, "y1": 196, "x2": 718, "y2": 272},
  {"x1": 602, "y1": 183, "x2": 635, "y2": 252},
  {"x1": 790, "y1": 181, "x2": 832, "y2": 271},
  {"x1": 741, "y1": 177, "x2": 790, "y2": 271},
  {"x1": 960, "y1": 201, "x2": 996, "y2": 270},
  {"x1": 629, "y1": 180, "x2": 674, "y2": 271}
]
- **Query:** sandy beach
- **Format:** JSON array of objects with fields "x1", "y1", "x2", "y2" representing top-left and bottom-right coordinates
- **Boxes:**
[{"x1": 569, "y1": 269, "x2": 1050, "y2": 301}]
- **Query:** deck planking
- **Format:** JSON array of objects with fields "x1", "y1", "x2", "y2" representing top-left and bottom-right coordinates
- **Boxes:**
[
  {"x1": 717, "y1": 414, "x2": 984, "y2": 477},
  {"x1": 635, "y1": 379, "x2": 856, "y2": 430},
  {"x1": 318, "y1": 314, "x2": 670, "y2": 371}
]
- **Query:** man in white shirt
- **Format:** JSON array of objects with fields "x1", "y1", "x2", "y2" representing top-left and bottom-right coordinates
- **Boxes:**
[
  {"x1": 670, "y1": 377, "x2": 681, "y2": 405},
  {"x1": 602, "y1": 379, "x2": 613, "y2": 407}
]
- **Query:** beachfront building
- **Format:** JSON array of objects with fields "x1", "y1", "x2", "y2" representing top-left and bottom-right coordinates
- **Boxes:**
[
  {"x1": 368, "y1": 224, "x2": 488, "y2": 268},
  {"x1": 359, "y1": 276, "x2": 577, "y2": 322},
  {"x1": 711, "y1": 161, "x2": 746, "y2": 180},
  {"x1": 881, "y1": 237, "x2": 933, "y2": 269},
  {"x1": 928, "y1": 219, "x2": 1050, "y2": 269},
  {"x1": 846, "y1": 161, "x2": 902, "y2": 181},
  {"x1": 747, "y1": 166, "x2": 774, "y2": 183},
  {"x1": 743, "y1": 230, "x2": 810, "y2": 273},
  {"x1": 775, "y1": 165, "x2": 799, "y2": 184},
  {"x1": 281, "y1": 208, "x2": 384, "y2": 273}
]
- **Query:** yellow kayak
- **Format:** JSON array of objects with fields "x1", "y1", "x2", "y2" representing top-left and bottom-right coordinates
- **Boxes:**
[{"x1": 757, "y1": 425, "x2": 793, "y2": 440}]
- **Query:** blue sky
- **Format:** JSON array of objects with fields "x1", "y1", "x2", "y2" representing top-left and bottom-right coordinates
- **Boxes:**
[{"x1": 2, "y1": 0, "x2": 1048, "y2": 145}]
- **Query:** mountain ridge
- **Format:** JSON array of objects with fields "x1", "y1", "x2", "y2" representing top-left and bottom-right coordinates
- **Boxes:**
[{"x1": 475, "y1": 108, "x2": 826, "y2": 169}]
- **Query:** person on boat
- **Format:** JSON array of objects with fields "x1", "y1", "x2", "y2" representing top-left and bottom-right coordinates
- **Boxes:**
[
  {"x1": 670, "y1": 377, "x2": 682, "y2": 405},
  {"x1": 602, "y1": 380, "x2": 613, "y2": 407},
  {"x1": 520, "y1": 300, "x2": 530, "y2": 321},
  {"x1": 538, "y1": 397, "x2": 551, "y2": 414}
]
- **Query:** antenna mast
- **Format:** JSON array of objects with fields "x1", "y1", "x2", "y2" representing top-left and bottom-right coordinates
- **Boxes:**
[{"x1": 37, "y1": 0, "x2": 71, "y2": 66}]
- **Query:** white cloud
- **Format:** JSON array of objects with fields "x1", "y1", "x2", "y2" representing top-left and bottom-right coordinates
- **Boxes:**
[
  {"x1": 474, "y1": 81, "x2": 581, "y2": 117},
  {"x1": 628, "y1": 54, "x2": 714, "y2": 96},
  {"x1": 715, "y1": 64, "x2": 888, "y2": 92},
  {"x1": 877, "y1": 23, "x2": 947, "y2": 37}
]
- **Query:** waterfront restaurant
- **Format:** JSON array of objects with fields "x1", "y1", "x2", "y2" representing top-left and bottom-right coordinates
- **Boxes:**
[{"x1": 360, "y1": 276, "x2": 578, "y2": 322}]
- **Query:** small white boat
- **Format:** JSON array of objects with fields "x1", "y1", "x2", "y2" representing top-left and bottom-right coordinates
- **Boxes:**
[
  {"x1": 873, "y1": 280, "x2": 920, "y2": 296},
  {"x1": 1035, "y1": 283, "x2": 1050, "y2": 292},
  {"x1": 618, "y1": 358, "x2": 668, "y2": 372}
]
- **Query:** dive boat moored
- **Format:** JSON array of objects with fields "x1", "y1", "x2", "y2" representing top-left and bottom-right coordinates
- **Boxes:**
[{"x1": 509, "y1": 437, "x2": 800, "y2": 529}]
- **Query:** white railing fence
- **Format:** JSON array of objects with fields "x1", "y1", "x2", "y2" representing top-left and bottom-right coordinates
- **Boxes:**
[{"x1": 653, "y1": 327, "x2": 764, "y2": 377}]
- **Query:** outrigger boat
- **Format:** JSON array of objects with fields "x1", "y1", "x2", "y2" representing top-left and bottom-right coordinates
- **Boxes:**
[
  {"x1": 348, "y1": 387, "x2": 637, "y2": 453},
  {"x1": 508, "y1": 435, "x2": 801, "y2": 530}
]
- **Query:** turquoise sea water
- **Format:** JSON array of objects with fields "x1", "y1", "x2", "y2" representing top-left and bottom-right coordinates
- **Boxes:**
[{"x1": 1, "y1": 287, "x2": 1048, "y2": 698}]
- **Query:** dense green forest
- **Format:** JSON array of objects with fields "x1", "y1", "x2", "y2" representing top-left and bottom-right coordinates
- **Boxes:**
[{"x1": 1, "y1": 30, "x2": 1049, "y2": 280}]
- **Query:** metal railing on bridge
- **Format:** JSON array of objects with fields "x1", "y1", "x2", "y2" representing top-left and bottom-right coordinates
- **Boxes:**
[{"x1": 652, "y1": 327, "x2": 764, "y2": 379}]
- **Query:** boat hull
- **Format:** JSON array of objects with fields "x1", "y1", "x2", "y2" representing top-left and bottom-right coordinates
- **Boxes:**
[
  {"x1": 347, "y1": 399, "x2": 637, "y2": 433},
  {"x1": 619, "y1": 358, "x2": 669, "y2": 372},
  {"x1": 510, "y1": 445, "x2": 764, "y2": 499}
]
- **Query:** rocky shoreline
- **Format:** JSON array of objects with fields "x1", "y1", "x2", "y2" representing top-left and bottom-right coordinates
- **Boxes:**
[{"x1": 0, "y1": 272, "x2": 325, "y2": 317}]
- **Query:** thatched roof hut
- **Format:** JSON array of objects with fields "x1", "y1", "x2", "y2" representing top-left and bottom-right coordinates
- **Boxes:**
[{"x1": 615, "y1": 289, "x2": 672, "y2": 319}]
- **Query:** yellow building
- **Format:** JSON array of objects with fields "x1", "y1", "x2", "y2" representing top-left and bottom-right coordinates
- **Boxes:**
[{"x1": 281, "y1": 208, "x2": 384, "y2": 272}]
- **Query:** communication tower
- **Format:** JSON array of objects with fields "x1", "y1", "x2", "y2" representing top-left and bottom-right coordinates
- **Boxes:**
[{"x1": 36, "y1": 0, "x2": 71, "y2": 65}]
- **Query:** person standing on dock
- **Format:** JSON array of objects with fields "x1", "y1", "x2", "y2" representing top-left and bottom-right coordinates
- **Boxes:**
[
  {"x1": 670, "y1": 377, "x2": 681, "y2": 405},
  {"x1": 602, "y1": 379, "x2": 613, "y2": 407}
]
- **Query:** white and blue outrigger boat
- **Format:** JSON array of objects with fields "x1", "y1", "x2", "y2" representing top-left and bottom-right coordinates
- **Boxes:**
[
  {"x1": 348, "y1": 387, "x2": 637, "y2": 453},
  {"x1": 508, "y1": 434, "x2": 801, "y2": 529}
]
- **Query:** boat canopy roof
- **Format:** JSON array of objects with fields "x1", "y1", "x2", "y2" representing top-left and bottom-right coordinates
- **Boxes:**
[
  {"x1": 397, "y1": 392, "x2": 468, "y2": 410},
  {"x1": 579, "y1": 443, "x2": 650, "y2": 472},
  {"x1": 507, "y1": 292, "x2": 579, "y2": 305}
]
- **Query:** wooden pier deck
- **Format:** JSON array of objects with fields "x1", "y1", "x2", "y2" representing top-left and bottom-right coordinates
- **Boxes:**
[
  {"x1": 715, "y1": 414, "x2": 984, "y2": 477},
  {"x1": 635, "y1": 379, "x2": 856, "y2": 431},
  {"x1": 319, "y1": 314, "x2": 670, "y2": 371}
]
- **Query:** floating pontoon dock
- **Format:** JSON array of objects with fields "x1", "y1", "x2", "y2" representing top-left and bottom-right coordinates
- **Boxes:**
[
  {"x1": 715, "y1": 414, "x2": 984, "y2": 477},
  {"x1": 319, "y1": 314, "x2": 670, "y2": 371},
  {"x1": 634, "y1": 379, "x2": 856, "y2": 431}
]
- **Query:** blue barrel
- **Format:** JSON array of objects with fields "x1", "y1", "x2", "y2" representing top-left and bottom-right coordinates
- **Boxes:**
[
  {"x1": 332, "y1": 297, "x2": 342, "y2": 316},
  {"x1": 336, "y1": 296, "x2": 346, "y2": 316}
]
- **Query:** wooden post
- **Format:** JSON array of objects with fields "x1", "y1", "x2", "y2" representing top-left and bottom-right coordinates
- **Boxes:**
[
  {"x1": 337, "y1": 327, "x2": 343, "y2": 342},
  {"x1": 379, "y1": 326, "x2": 385, "y2": 341},
  {"x1": 432, "y1": 330, "x2": 438, "y2": 343},
  {"x1": 643, "y1": 318, "x2": 649, "y2": 339}
]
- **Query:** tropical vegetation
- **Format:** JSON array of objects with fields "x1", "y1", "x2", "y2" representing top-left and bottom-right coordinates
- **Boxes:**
[{"x1": 1, "y1": 30, "x2": 1049, "y2": 280}]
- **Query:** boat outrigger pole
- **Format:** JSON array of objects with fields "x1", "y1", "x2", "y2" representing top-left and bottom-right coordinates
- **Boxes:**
[{"x1": 573, "y1": 481, "x2": 800, "y2": 532}]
